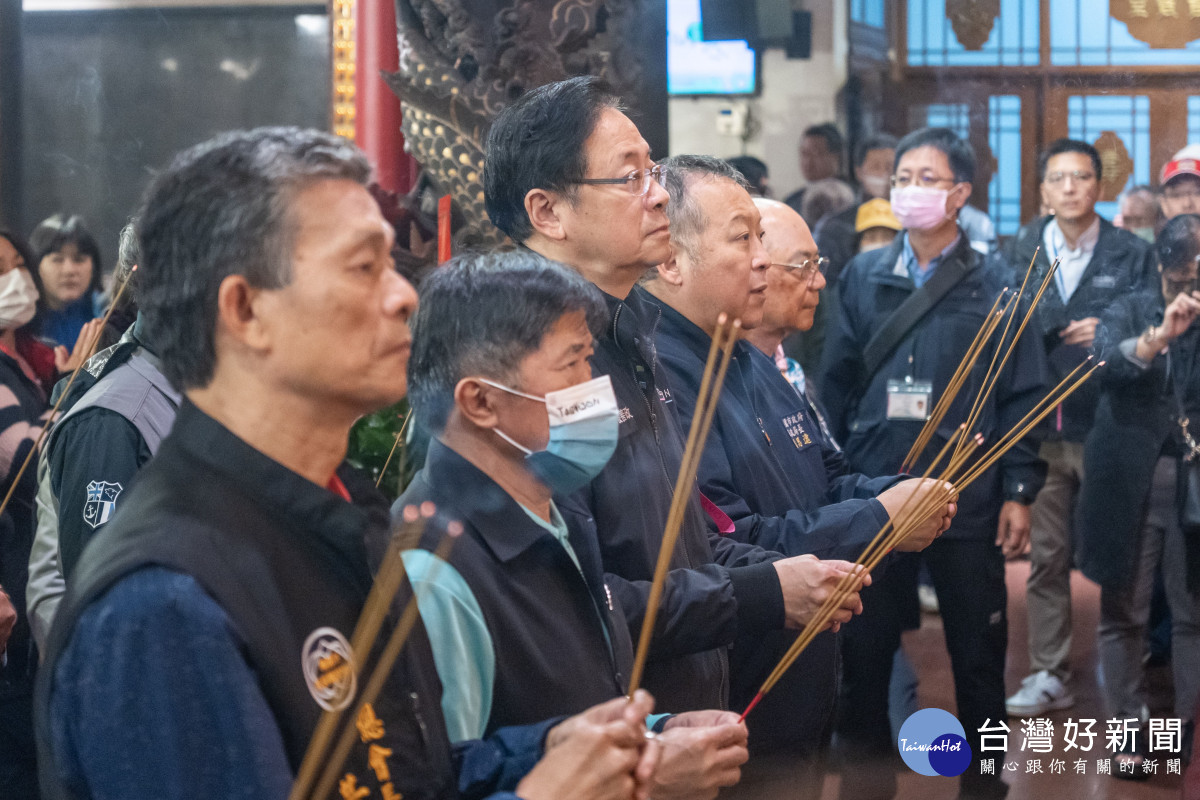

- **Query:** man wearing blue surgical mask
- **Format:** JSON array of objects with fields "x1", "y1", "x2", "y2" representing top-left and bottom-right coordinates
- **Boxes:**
[{"x1": 397, "y1": 250, "x2": 750, "y2": 800}]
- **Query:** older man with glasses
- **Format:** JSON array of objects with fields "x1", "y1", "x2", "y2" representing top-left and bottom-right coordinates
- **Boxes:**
[
  {"x1": 1001, "y1": 138, "x2": 1156, "y2": 720},
  {"x1": 639, "y1": 157, "x2": 954, "y2": 798}
]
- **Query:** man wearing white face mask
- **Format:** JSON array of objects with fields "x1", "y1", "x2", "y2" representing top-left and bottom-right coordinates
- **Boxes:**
[
  {"x1": 398, "y1": 250, "x2": 749, "y2": 800},
  {"x1": 815, "y1": 134, "x2": 898, "y2": 291},
  {"x1": 820, "y1": 127, "x2": 1050, "y2": 800}
]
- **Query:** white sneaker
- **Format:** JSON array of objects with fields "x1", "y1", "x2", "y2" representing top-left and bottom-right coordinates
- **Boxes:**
[
  {"x1": 917, "y1": 584, "x2": 940, "y2": 614},
  {"x1": 1005, "y1": 670, "x2": 1075, "y2": 716}
]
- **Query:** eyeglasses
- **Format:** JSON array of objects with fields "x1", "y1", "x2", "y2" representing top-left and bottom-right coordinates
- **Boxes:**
[
  {"x1": 571, "y1": 165, "x2": 667, "y2": 197},
  {"x1": 1044, "y1": 170, "x2": 1095, "y2": 185},
  {"x1": 771, "y1": 257, "x2": 829, "y2": 285},
  {"x1": 890, "y1": 174, "x2": 958, "y2": 190}
]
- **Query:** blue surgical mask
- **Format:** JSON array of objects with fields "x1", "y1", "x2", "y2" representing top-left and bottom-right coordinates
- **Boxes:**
[{"x1": 478, "y1": 375, "x2": 620, "y2": 494}]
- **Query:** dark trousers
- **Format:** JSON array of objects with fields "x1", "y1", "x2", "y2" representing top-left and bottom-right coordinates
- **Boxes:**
[
  {"x1": 0, "y1": 693, "x2": 38, "y2": 800},
  {"x1": 836, "y1": 537, "x2": 1009, "y2": 800}
]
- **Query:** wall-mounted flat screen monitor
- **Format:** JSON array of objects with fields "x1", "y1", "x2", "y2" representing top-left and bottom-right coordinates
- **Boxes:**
[{"x1": 668, "y1": 0, "x2": 757, "y2": 96}]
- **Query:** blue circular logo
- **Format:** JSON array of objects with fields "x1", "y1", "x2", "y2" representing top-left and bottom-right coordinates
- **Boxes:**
[{"x1": 897, "y1": 708, "x2": 972, "y2": 777}]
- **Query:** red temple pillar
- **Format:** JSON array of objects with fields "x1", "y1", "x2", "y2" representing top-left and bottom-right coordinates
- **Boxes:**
[{"x1": 353, "y1": 0, "x2": 419, "y2": 194}]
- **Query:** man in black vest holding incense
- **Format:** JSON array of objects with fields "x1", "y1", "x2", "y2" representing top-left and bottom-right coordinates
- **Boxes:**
[{"x1": 36, "y1": 127, "x2": 660, "y2": 800}]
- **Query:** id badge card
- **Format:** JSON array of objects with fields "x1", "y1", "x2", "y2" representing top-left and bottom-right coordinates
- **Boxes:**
[{"x1": 886, "y1": 379, "x2": 932, "y2": 421}]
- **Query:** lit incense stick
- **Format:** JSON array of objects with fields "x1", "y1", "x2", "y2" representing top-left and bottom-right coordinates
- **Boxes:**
[
  {"x1": 0, "y1": 266, "x2": 136, "y2": 521},
  {"x1": 374, "y1": 409, "x2": 414, "y2": 489},
  {"x1": 309, "y1": 513, "x2": 463, "y2": 800},
  {"x1": 740, "y1": 358, "x2": 1105, "y2": 720},
  {"x1": 627, "y1": 314, "x2": 739, "y2": 698}
]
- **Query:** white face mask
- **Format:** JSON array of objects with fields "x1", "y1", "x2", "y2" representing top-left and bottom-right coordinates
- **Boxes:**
[{"x1": 0, "y1": 269, "x2": 39, "y2": 330}]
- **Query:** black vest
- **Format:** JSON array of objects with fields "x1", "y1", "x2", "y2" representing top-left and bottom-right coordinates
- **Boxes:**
[
  {"x1": 36, "y1": 401, "x2": 458, "y2": 800},
  {"x1": 399, "y1": 440, "x2": 632, "y2": 737}
]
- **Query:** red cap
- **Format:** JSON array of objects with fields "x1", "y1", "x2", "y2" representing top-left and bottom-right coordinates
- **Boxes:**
[{"x1": 1161, "y1": 157, "x2": 1200, "y2": 186}]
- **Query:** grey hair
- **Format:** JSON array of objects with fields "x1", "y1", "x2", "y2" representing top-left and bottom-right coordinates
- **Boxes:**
[
  {"x1": 114, "y1": 218, "x2": 140, "y2": 297},
  {"x1": 136, "y1": 127, "x2": 372, "y2": 389},
  {"x1": 660, "y1": 154, "x2": 751, "y2": 263},
  {"x1": 407, "y1": 248, "x2": 608, "y2": 434}
]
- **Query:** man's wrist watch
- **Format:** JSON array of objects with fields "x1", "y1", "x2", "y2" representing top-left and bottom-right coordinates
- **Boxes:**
[{"x1": 1003, "y1": 488, "x2": 1036, "y2": 506}]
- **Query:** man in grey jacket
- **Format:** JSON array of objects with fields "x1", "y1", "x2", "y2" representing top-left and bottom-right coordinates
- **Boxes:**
[{"x1": 26, "y1": 223, "x2": 180, "y2": 649}]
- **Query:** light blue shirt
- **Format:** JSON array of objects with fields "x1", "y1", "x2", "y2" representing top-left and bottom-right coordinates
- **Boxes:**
[
  {"x1": 1042, "y1": 216, "x2": 1100, "y2": 302},
  {"x1": 897, "y1": 231, "x2": 964, "y2": 288},
  {"x1": 520, "y1": 503, "x2": 582, "y2": 574},
  {"x1": 402, "y1": 548, "x2": 493, "y2": 743}
]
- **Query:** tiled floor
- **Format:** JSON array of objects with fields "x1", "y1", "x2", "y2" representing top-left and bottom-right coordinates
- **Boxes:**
[{"x1": 817, "y1": 560, "x2": 1183, "y2": 800}]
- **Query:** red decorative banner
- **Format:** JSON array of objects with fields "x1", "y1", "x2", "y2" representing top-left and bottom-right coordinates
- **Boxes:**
[{"x1": 437, "y1": 195, "x2": 452, "y2": 265}]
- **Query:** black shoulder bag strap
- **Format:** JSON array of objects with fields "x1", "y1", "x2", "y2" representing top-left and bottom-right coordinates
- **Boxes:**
[
  {"x1": 862, "y1": 250, "x2": 974, "y2": 379},
  {"x1": 1169, "y1": 333, "x2": 1200, "y2": 530}
]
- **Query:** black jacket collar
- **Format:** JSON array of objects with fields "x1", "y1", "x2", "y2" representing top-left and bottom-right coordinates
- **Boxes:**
[
  {"x1": 603, "y1": 286, "x2": 661, "y2": 369},
  {"x1": 869, "y1": 228, "x2": 978, "y2": 289},
  {"x1": 1018, "y1": 214, "x2": 1129, "y2": 268},
  {"x1": 170, "y1": 399, "x2": 383, "y2": 588},
  {"x1": 422, "y1": 437, "x2": 555, "y2": 564}
]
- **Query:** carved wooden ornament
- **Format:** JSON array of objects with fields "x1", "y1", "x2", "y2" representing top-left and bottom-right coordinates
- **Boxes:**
[
  {"x1": 1094, "y1": 130, "x2": 1134, "y2": 202},
  {"x1": 947, "y1": 0, "x2": 1000, "y2": 51},
  {"x1": 1110, "y1": 0, "x2": 1200, "y2": 49}
]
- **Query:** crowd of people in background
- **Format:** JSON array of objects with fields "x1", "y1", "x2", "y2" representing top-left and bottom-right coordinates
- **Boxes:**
[{"x1": 0, "y1": 79, "x2": 1198, "y2": 800}]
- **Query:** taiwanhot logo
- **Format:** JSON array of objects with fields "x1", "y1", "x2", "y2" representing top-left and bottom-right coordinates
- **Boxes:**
[{"x1": 898, "y1": 708, "x2": 972, "y2": 777}]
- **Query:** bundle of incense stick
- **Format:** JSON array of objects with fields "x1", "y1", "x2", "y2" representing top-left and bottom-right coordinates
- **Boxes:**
[
  {"x1": 950, "y1": 255, "x2": 1061, "y2": 464},
  {"x1": 375, "y1": 408, "x2": 414, "y2": 489},
  {"x1": 741, "y1": 364, "x2": 1104, "y2": 721},
  {"x1": 898, "y1": 290, "x2": 1011, "y2": 473},
  {"x1": 289, "y1": 502, "x2": 461, "y2": 800},
  {"x1": 0, "y1": 266, "x2": 137, "y2": 521},
  {"x1": 740, "y1": 264, "x2": 1106, "y2": 722},
  {"x1": 738, "y1": 425, "x2": 978, "y2": 722},
  {"x1": 626, "y1": 313, "x2": 741, "y2": 698},
  {"x1": 900, "y1": 250, "x2": 1060, "y2": 473}
]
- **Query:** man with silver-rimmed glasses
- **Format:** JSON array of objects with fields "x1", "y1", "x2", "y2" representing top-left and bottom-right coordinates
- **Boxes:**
[{"x1": 639, "y1": 157, "x2": 955, "y2": 798}]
